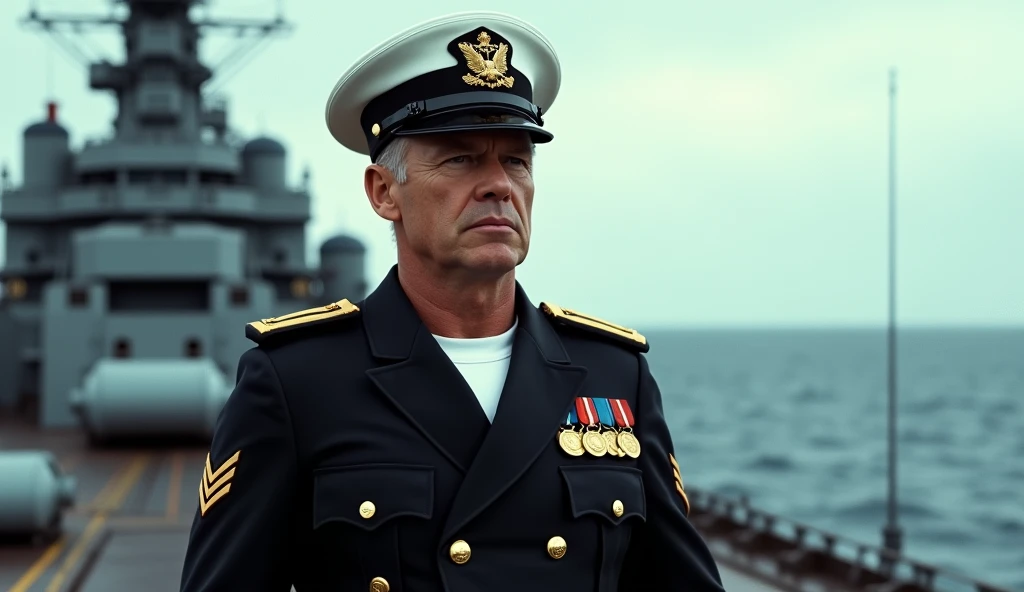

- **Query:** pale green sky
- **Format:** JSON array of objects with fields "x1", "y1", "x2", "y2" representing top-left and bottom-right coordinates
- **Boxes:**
[{"x1": 1, "y1": 0, "x2": 1021, "y2": 327}]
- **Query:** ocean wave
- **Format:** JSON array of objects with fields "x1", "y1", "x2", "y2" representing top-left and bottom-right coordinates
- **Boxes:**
[
  {"x1": 834, "y1": 497, "x2": 942, "y2": 521},
  {"x1": 976, "y1": 515, "x2": 1024, "y2": 536},
  {"x1": 708, "y1": 482, "x2": 755, "y2": 499},
  {"x1": 744, "y1": 454, "x2": 796, "y2": 472},
  {"x1": 901, "y1": 427, "x2": 952, "y2": 445},
  {"x1": 806, "y1": 434, "x2": 844, "y2": 449},
  {"x1": 792, "y1": 385, "x2": 834, "y2": 402},
  {"x1": 913, "y1": 524, "x2": 981, "y2": 545}
]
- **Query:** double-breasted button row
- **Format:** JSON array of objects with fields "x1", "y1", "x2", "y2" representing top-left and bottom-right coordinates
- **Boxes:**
[{"x1": 444, "y1": 537, "x2": 571, "y2": 563}]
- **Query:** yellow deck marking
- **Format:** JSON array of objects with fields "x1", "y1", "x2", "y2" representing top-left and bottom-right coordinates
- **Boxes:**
[
  {"x1": 7, "y1": 537, "x2": 67, "y2": 592},
  {"x1": 7, "y1": 454, "x2": 134, "y2": 592},
  {"x1": 165, "y1": 453, "x2": 184, "y2": 521},
  {"x1": 43, "y1": 455, "x2": 149, "y2": 592}
]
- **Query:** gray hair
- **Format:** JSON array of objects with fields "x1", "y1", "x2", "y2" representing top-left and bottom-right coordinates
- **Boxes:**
[
  {"x1": 374, "y1": 138, "x2": 409, "y2": 241},
  {"x1": 375, "y1": 137, "x2": 409, "y2": 184}
]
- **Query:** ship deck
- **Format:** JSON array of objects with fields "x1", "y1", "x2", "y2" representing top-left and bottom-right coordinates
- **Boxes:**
[
  {"x1": 0, "y1": 418, "x2": 201, "y2": 592},
  {"x1": 1, "y1": 416, "x2": 996, "y2": 592}
]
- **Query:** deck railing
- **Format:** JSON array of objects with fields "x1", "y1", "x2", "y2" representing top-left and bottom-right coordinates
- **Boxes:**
[{"x1": 687, "y1": 487, "x2": 1018, "y2": 592}]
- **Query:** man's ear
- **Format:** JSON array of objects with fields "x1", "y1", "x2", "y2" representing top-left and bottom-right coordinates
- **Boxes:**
[{"x1": 364, "y1": 164, "x2": 401, "y2": 223}]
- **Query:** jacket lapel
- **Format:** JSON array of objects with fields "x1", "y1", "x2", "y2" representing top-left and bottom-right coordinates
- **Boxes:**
[
  {"x1": 442, "y1": 283, "x2": 587, "y2": 540},
  {"x1": 363, "y1": 267, "x2": 490, "y2": 473}
]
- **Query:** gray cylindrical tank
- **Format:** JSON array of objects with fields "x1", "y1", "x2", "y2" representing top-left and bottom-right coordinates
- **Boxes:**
[
  {"x1": 0, "y1": 451, "x2": 76, "y2": 537},
  {"x1": 241, "y1": 136, "x2": 286, "y2": 192},
  {"x1": 70, "y1": 358, "x2": 231, "y2": 440},
  {"x1": 319, "y1": 234, "x2": 367, "y2": 303},
  {"x1": 22, "y1": 117, "x2": 70, "y2": 190}
]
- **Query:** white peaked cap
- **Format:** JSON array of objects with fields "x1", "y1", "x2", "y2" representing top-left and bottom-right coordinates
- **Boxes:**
[{"x1": 325, "y1": 11, "x2": 561, "y2": 160}]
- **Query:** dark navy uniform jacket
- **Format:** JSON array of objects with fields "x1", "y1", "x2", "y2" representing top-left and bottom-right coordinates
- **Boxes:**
[{"x1": 179, "y1": 266, "x2": 725, "y2": 592}]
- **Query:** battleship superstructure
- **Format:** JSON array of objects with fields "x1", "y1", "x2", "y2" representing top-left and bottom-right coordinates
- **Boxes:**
[
  {"x1": 0, "y1": 0, "x2": 366, "y2": 442},
  {"x1": 0, "y1": 3, "x2": 1018, "y2": 592}
]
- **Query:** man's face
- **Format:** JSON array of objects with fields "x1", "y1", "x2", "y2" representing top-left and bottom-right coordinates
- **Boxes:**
[{"x1": 379, "y1": 129, "x2": 535, "y2": 278}]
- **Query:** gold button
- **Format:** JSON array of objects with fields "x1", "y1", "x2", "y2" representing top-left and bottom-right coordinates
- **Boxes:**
[
  {"x1": 612, "y1": 500, "x2": 624, "y2": 517},
  {"x1": 369, "y1": 576, "x2": 389, "y2": 592},
  {"x1": 359, "y1": 501, "x2": 375, "y2": 519},
  {"x1": 449, "y1": 539, "x2": 471, "y2": 564},
  {"x1": 547, "y1": 536, "x2": 567, "y2": 559},
  {"x1": 371, "y1": 123, "x2": 381, "y2": 137}
]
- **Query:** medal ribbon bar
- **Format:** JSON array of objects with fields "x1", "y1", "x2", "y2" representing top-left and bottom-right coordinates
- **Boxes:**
[
  {"x1": 610, "y1": 399, "x2": 641, "y2": 459},
  {"x1": 576, "y1": 397, "x2": 608, "y2": 457}
]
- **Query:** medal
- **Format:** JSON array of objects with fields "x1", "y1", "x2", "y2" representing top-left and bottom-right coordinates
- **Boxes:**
[
  {"x1": 617, "y1": 430, "x2": 641, "y2": 458},
  {"x1": 603, "y1": 429, "x2": 624, "y2": 457},
  {"x1": 582, "y1": 429, "x2": 607, "y2": 456},
  {"x1": 558, "y1": 428, "x2": 584, "y2": 456},
  {"x1": 557, "y1": 409, "x2": 585, "y2": 456},
  {"x1": 576, "y1": 398, "x2": 607, "y2": 457},
  {"x1": 592, "y1": 398, "x2": 624, "y2": 457},
  {"x1": 610, "y1": 398, "x2": 641, "y2": 459}
]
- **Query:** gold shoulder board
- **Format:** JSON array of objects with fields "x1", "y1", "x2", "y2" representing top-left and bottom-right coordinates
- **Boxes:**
[
  {"x1": 540, "y1": 302, "x2": 648, "y2": 353},
  {"x1": 245, "y1": 299, "x2": 360, "y2": 344}
]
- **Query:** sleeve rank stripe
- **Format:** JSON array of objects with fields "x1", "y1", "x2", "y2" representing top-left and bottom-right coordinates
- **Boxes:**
[
  {"x1": 204, "y1": 467, "x2": 236, "y2": 495},
  {"x1": 205, "y1": 450, "x2": 240, "y2": 483},
  {"x1": 669, "y1": 453, "x2": 690, "y2": 514},
  {"x1": 675, "y1": 482, "x2": 691, "y2": 515},
  {"x1": 200, "y1": 450, "x2": 240, "y2": 516},
  {"x1": 199, "y1": 480, "x2": 232, "y2": 517}
]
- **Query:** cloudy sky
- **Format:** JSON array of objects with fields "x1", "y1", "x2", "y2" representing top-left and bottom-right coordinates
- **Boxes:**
[{"x1": 0, "y1": 0, "x2": 1021, "y2": 328}]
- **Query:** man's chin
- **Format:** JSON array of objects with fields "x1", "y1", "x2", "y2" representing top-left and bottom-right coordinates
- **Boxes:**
[{"x1": 455, "y1": 244, "x2": 526, "y2": 276}]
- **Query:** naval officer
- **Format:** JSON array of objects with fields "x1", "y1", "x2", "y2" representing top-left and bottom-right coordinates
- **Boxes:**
[{"x1": 179, "y1": 11, "x2": 725, "y2": 592}]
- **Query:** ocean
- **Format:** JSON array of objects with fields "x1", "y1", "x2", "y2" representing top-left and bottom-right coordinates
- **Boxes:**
[{"x1": 641, "y1": 328, "x2": 1024, "y2": 591}]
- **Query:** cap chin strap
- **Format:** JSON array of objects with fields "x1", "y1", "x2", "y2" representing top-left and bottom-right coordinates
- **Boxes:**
[{"x1": 378, "y1": 91, "x2": 544, "y2": 136}]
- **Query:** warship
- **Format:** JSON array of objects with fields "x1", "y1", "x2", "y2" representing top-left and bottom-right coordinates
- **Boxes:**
[{"x1": 0, "y1": 2, "x2": 1014, "y2": 591}]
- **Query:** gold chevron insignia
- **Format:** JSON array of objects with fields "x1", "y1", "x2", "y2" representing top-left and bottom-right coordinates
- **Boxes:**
[
  {"x1": 669, "y1": 453, "x2": 690, "y2": 516},
  {"x1": 200, "y1": 450, "x2": 240, "y2": 517},
  {"x1": 246, "y1": 299, "x2": 360, "y2": 343},
  {"x1": 540, "y1": 302, "x2": 648, "y2": 351},
  {"x1": 458, "y1": 30, "x2": 514, "y2": 89}
]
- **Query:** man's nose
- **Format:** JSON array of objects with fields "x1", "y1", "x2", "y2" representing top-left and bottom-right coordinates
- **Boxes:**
[{"x1": 475, "y1": 158, "x2": 513, "y2": 201}]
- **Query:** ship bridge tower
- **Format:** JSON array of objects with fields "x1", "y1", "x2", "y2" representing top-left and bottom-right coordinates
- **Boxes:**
[
  {"x1": 92, "y1": 0, "x2": 216, "y2": 143},
  {"x1": 0, "y1": 1, "x2": 367, "y2": 438}
]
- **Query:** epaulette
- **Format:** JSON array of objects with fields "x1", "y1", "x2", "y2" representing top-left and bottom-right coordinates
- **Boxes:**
[
  {"x1": 245, "y1": 299, "x2": 360, "y2": 345},
  {"x1": 540, "y1": 302, "x2": 649, "y2": 353}
]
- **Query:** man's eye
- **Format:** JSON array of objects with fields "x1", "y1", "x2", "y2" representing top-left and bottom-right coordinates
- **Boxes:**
[{"x1": 447, "y1": 155, "x2": 467, "y2": 163}]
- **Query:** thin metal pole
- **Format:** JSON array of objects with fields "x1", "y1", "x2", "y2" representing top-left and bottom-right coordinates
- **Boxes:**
[{"x1": 882, "y1": 67, "x2": 903, "y2": 560}]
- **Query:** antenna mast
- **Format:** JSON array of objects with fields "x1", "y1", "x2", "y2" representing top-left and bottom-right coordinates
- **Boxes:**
[{"x1": 882, "y1": 67, "x2": 903, "y2": 565}]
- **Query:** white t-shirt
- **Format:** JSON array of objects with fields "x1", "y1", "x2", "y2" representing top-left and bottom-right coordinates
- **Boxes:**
[{"x1": 432, "y1": 318, "x2": 517, "y2": 422}]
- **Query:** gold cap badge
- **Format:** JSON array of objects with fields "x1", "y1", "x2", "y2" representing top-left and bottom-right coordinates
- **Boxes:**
[{"x1": 458, "y1": 30, "x2": 514, "y2": 89}]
